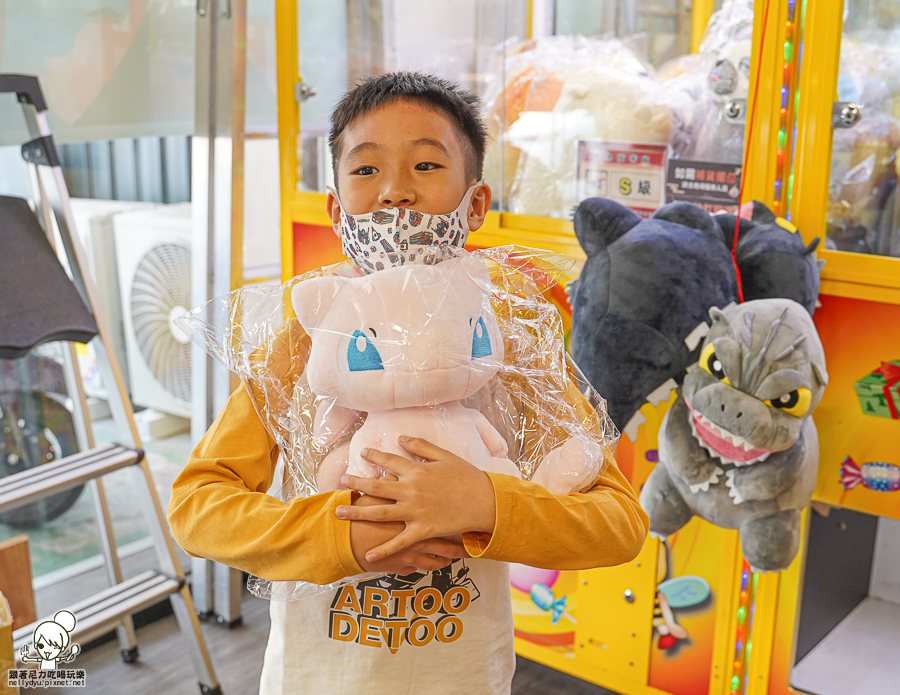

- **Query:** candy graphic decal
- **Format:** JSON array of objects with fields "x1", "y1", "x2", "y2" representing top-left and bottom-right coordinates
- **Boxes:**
[
  {"x1": 530, "y1": 584, "x2": 575, "y2": 625},
  {"x1": 840, "y1": 456, "x2": 900, "y2": 492}
]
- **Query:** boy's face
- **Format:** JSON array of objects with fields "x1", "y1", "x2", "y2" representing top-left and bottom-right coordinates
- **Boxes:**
[{"x1": 327, "y1": 98, "x2": 491, "y2": 233}]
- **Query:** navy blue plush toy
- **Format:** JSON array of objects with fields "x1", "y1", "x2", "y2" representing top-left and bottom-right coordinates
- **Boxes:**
[
  {"x1": 715, "y1": 201, "x2": 824, "y2": 316},
  {"x1": 569, "y1": 198, "x2": 822, "y2": 437}
]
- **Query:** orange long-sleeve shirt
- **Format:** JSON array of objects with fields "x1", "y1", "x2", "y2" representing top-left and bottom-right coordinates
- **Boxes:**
[{"x1": 167, "y1": 382, "x2": 648, "y2": 585}]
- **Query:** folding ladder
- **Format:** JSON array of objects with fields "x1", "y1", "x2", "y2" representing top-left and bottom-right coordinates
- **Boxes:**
[{"x1": 0, "y1": 74, "x2": 221, "y2": 694}]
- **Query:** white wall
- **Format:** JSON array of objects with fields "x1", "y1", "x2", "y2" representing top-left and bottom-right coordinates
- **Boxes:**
[
  {"x1": 870, "y1": 516, "x2": 900, "y2": 606},
  {"x1": 242, "y1": 138, "x2": 281, "y2": 280}
]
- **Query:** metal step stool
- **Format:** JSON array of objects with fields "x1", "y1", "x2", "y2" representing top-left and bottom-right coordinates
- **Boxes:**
[{"x1": 0, "y1": 74, "x2": 221, "y2": 694}]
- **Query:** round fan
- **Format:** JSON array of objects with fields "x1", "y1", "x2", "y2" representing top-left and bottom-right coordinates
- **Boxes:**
[{"x1": 129, "y1": 242, "x2": 192, "y2": 404}]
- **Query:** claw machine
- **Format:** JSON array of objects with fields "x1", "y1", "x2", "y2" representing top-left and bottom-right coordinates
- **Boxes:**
[
  {"x1": 752, "y1": 1, "x2": 900, "y2": 694},
  {"x1": 274, "y1": 0, "x2": 900, "y2": 694}
]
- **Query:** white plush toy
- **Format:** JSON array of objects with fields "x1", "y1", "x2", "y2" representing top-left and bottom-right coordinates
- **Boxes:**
[{"x1": 290, "y1": 255, "x2": 600, "y2": 495}]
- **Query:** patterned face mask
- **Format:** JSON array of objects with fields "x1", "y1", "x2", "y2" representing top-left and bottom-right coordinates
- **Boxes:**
[{"x1": 330, "y1": 181, "x2": 483, "y2": 273}]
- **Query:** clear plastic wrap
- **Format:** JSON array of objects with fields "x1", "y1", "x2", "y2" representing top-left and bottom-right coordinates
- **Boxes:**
[
  {"x1": 480, "y1": 36, "x2": 670, "y2": 218},
  {"x1": 660, "y1": 0, "x2": 754, "y2": 166},
  {"x1": 481, "y1": 26, "x2": 754, "y2": 218},
  {"x1": 699, "y1": 0, "x2": 754, "y2": 57},
  {"x1": 827, "y1": 36, "x2": 900, "y2": 257},
  {"x1": 177, "y1": 246, "x2": 618, "y2": 601}
]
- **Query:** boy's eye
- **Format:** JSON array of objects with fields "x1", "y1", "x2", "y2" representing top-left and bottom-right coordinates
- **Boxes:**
[
  {"x1": 415, "y1": 162, "x2": 440, "y2": 171},
  {"x1": 352, "y1": 165, "x2": 377, "y2": 176}
]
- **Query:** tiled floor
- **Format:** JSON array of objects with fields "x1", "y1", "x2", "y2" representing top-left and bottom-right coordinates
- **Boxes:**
[{"x1": 792, "y1": 597, "x2": 900, "y2": 695}]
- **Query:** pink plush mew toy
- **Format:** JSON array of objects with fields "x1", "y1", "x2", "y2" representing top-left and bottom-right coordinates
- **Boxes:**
[{"x1": 290, "y1": 255, "x2": 597, "y2": 494}]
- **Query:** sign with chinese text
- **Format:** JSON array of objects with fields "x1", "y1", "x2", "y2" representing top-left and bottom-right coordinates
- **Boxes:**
[
  {"x1": 575, "y1": 141, "x2": 668, "y2": 218},
  {"x1": 666, "y1": 160, "x2": 742, "y2": 214}
]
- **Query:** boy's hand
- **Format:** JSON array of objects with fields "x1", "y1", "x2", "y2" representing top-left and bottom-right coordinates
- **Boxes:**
[
  {"x1": 348, "y1": 490, "x2": 468, "y2": 574},
  {"x1": 336, "y1": 436, "x2": 497, "y2": 563}
]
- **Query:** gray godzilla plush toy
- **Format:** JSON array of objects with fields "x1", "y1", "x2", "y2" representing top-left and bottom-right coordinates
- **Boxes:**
[{"x1": 638, "y1": 299, "x2": 827, "y2": 571}]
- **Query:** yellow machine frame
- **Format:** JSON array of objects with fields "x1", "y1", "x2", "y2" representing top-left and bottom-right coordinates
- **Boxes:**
[{"x1": 274, "y1": 0, "x2": 900, "y2": 693}]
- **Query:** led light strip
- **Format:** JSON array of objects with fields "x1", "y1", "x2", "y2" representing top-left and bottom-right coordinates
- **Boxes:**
[
  {"x1": 785, "y1": 0, "x2": 808, "y2": 220},
  {"x1": 730, "y1": 559, "x2": 756, "y2": 695},
  {"x1": 773, "y1": 0, "x2": 804, "y2": 215}
]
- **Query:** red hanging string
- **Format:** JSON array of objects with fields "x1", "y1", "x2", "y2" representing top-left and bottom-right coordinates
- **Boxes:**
[{"x1": 732, "y1": 0, "x2": 773, "y2": 304}]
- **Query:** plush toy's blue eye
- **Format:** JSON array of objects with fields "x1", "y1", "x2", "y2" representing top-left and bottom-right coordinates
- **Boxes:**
[
  {"x1": 471, "y1": 317, "x2": 492, "y2": 358},
  {"x1": 348, "y1": 330, "x2": 383, "y2": 371}
]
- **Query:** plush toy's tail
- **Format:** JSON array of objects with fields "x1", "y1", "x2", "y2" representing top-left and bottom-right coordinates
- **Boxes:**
[{"x1": 839, "y1": 456, "x2": 862, "y2": 490}]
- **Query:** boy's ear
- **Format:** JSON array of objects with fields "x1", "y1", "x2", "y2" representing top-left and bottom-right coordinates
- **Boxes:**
[
  {"x1": 291, "y1": 277, "x2": 350, "y2": 330},
  {"x1": 466, "y1": 182, "x2": 492, "y2": 232},
  {"x1": 326, "y1": 189, "x2": 342, "y2": 237}
]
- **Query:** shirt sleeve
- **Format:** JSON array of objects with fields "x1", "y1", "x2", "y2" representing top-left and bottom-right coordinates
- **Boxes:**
[
  {"x1": 166, "y1": 384, "x2": 365, "y2": 585},
  {"x1": 461, "y1": 459, "x2": 649, "y2": 569}
]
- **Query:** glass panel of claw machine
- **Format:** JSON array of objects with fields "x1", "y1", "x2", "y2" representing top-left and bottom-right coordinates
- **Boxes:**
[
  {"x1": 293, "y1": 0, "x2": 522, "y2": 196},
  {"x1": 824, "y1": 0, "x2": 900, "y2": 259},
  {"x1": 486, "y1": 0, "x2": 748, "y2": 220}
]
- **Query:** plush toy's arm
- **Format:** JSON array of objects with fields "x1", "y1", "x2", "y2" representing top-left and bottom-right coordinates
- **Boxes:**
[
  {"x1": 724, "y1": 444, "x2": 806, "y2": 504},
  {"x1": 532, "y1": 437, "x2": 603, "y2": 495},
  {"x1": 313, "y1": 399, "x2": 361, "y2": 449},
  {"x1": 662, "y1": 394, "x2": 725, "y2": 491},
  {"x1": 346, "y1": 426, "x2": 384, "y2": 479},
  {"x1": 469, "y1": 408, "x2": 509, "y2": 458}
]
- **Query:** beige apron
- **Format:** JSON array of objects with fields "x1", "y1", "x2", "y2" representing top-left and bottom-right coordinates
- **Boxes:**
[{"x1": 259, "y1": 559, "x2": 515, "y2": 695}]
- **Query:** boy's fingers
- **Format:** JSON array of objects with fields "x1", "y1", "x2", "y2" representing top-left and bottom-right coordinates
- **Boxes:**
[
  {"x1": 366, "y1": 528, "x2": 422, "y2": 563},
  {"x1": 410, "y1": 554, "x2": 452, "y2": 572},
  {"x1": 397, "y1": 435, "x2": 451, "y2": 462},
  {"x1": 335, "y1": 502, "x2": 400, "y2": 522},
  {"x1": 360, "y1": 448, "x2": 413, "y2": 475},
  {"x1": 341, "y1": 475, "x2": 397, "y2": 498},
  {"x1": 415, "y1": 538, "x2": 471, "y2": 559}
]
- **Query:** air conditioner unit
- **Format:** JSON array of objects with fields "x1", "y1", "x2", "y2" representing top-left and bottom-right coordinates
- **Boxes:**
[
  {"x1": 113, "y1": 203, "x2": 192, "y2": 420},
  {"x1": 68, "y1": 198, "x2": 160, "y2": 401}
]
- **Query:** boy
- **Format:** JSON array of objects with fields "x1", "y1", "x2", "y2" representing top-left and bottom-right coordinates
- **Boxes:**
[{"x1": 168, "y1": 72, "x2": 648, "y2": 694}]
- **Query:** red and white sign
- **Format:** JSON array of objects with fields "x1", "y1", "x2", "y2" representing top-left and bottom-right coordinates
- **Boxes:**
[{"x1": 575, "y1": 141, "x2": 669, "y2": 218}]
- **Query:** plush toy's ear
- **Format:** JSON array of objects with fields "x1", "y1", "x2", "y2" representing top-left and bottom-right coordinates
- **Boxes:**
[
  {"x1": 708, "y1": 306, "x2": 730, "y2": 325},
  {"x1": 573, "y1": 198, "x2": 641, "y2": 257},
  {"x1": 812, "y1": 361, "x2": 829, "y2": 389},
  {"x1": 652, "y1": 202, "x2": 724, "y2": 243},
  {"x1": 745, "y1": 200, "x2": 778, "y2": 225},
  {"x1": 713, "y1": 213, "x2": 756, "y2": 249},
  {"x1": 290, "y1": 276, "x2": 350, "y2": 331}
]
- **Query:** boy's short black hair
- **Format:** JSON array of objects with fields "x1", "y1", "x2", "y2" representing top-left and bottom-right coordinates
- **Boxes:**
[{"x1": 329, "y1": 71, "x2": 487, "y2": 186}]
